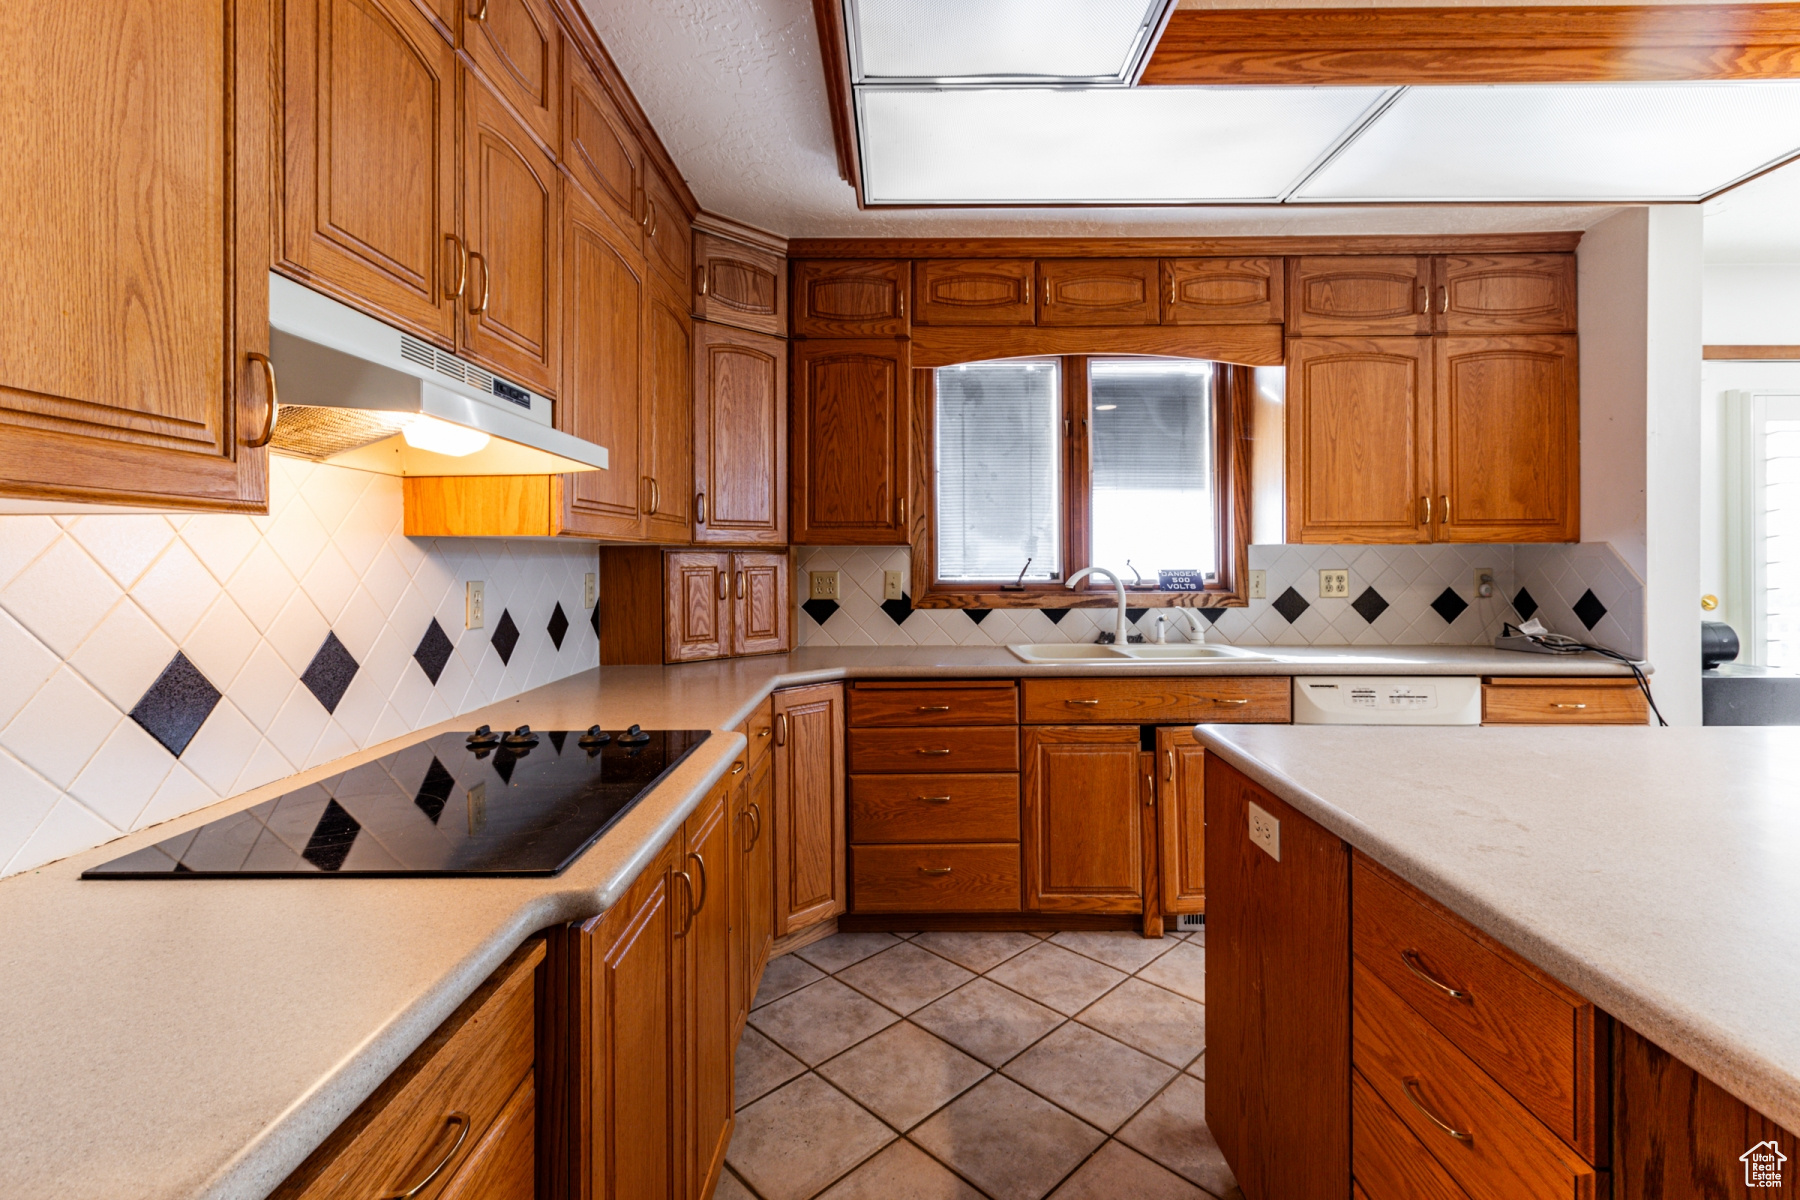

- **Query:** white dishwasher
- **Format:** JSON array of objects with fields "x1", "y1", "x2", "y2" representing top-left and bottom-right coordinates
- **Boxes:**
[{"x1": 1291, "y1": 676, "x2": 1481, "y2": 725}]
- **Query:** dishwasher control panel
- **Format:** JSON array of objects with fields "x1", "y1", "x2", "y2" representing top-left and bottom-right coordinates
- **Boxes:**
[{"x1": 1292, "y1": 676, "x2": 1481, "y2": 725}]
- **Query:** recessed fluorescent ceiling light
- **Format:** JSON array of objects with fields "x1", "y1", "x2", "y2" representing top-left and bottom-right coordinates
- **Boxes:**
[
  {"x1": 1297, "y1": 82, "x2": 1800, "y2": 202},
  {"x1": 850, "y1": 0, "x2": 1165, "y2": 82},
  {"x1": 859, "y1": 87, "x2": 1388, "y2": 204}
]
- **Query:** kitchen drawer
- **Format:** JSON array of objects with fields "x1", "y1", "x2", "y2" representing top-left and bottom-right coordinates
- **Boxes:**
[
  {"x1": 1354, "y1": 854, "x2": 1605, "y2": 1162},
  {"x1": 851, "y1": 843, "x2": 1022, "y2": 912},
  {"x1": 742, "y1": 697, "x2": 775, "y2": 767},
  {"x1": 849, "y1": 726, "x2": 1019, "y2": 774},
  {"x1": 1022, "y1": 677, "x2": 1290, "y2": 724},
  {"x1": 274, "y1": 939, "x2": 542, "y2": 1200},
  {"x1": 1354, "y1": 962, "x2": 1602, "y2": 1200},
  {"x1": 1481, "y1": 677, "x2": 1647, "y2": 725},
  {"x1": 436, "y1": 1070, "x2": 535, "y2": 1200},
  {"x1": 850, "y1": 773, "x2": 1020, "y2": 843},
  {"x1": 1354, "y1": 1069, "x2": 1471, "y2": 1200},
  {"x1": 849, "y1": 681, "x2": 1019, "y2": 727}
]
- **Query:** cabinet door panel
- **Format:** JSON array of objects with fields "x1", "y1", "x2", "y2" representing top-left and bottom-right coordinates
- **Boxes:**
[
  {"x1": 684, "y1": 786, "x2": 734, "y2": 1200},
  {"x1": 694, "y1": 324, "x2": 787, "y2": 545},
  {"x1": 462, "y1": 71, "x2": 559, "y2": 394},
  {"x1": 462, "y1": 0, "x2": 558, "y2": 150},
  {"x1": 1, "y1": 0, "x2": 270, "y2": 509},
  {"x1": 914, "y1": 259, "x2": 1035, "y2": 326},
  {"x1": 745, "y1": 752, "x2": 776, "y2": 985},
  {"x1": 1023, "y1": 726, "x2": 1144, "y2": 914},
  {"x1": 664, "y1": 552, "x2": 727, "y2": 663},
  {"x1": 644, "y1": 278, "x2": 694, "y2": 541},
  {"x1": 1286, "y1": 337, "x2": 1434, "y2": 544},
  {"x1": 1163, "y1": 258, "x2": 1283, "y2": 325},
  {"x1": 564, "y1": 53, "x2": 642, "y2": 245},
  {"x1": 694, "y1": 233, "x2": 785, "y2": 335},
  {"x1": 1288, "y1": 256, "x2": 1430, "y2": 336},
  {"x1": 792, "y1": 339, "x2": 909, "y2": 544},
  {"x1": 559, "y1": 186, "x2": 644, "y2": 538},
  {"x1": 732, "y1": 552, "x2": 790, "y2": 657},
  {"x1": 644, "y1": 169, "x2": 692, "y2": 288},
  {"x1": 1436, "y1": 254, "x2": 1575, "y2": 335},
  {"x1": 773, "y1": 684, "x2": 846, "y2": 935},
  {"x1": 1435, "y1": 336, "x2": 1579, "y2": 543},
  {"x1": 1038, "y1": 259, "x2": 1159, "y2": 326},
  {"x1": 281, "y1": 0, "x2": 458, "y2": 345},
  {"x1": 793, "y1": 260, "x2": 910, "y2": 337},
  {"x1": 1156, "y1": 728, "x2": 1206, "y2": 914}
]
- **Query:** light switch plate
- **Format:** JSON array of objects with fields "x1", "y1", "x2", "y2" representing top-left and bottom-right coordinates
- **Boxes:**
[
  {"x1": 1248, "y1": 801, "x2": 1281, "y2": 862},
  {"x1": 883, "y1": 570, "x2": 904, "y2": 601},
  {"x1": 466, "y1": 580, "x2": 485, "y2": 629},
  {"x1": 809, "y1": 570, "x2": 840, "y2": 601},
  {"x1": 1249, "y1": 569, "x2": 1267, "y2": 600},
  {"x1": 583, "y1": 572, "x2": 597, "y2": 609},
  {"x1": 1320, "y1": 569, "x2": 1349, "y2": 599}
]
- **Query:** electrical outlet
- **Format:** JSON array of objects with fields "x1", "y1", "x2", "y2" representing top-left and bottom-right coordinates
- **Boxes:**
[
  {"x1": 1474, "y1": 567, "x2": 1495, "y2": 599},
  {"x1": 883, "y1": 570, "x2": 904, "y2": 601},
  {"x1": 1249, "y1": 569, "x2": 1267, "y2": 600},
  {"x1": 809, "y1": 570, "x2": 840, "y2": 601},
  {"x1": 466, "y1": 580, "x2": 485, "y2": 629},
  {"x1": 583, "y1": 572, "x2": 597, "y2": 609},
  {"x1": 1319, "y1": 569, "x2": 1349, "y2": 599},
  {"x1": 1248, "y1": 801, "x2": 1281, "y2": 862}
]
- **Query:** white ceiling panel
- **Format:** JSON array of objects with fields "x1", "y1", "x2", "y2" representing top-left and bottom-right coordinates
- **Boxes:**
[
  {"x1": 859, "y1": 86, "x2": 1389, "y2": 204},
  {"x1": 1297, "y1": 83, "x2": 1800, "y2": 202},
  {"x1": 849, "y1": 0, "x2": 1166, "y2": 83}
]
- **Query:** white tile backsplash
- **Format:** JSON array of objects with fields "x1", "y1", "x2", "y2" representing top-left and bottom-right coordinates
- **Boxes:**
[{"x1": 0, "y1": 456, "x2": 599, "y2": 879}]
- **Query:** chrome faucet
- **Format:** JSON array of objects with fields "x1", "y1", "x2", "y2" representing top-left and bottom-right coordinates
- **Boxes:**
[{"x1": 1066, "y1": 566, "x2": 1131, "y2": 646}]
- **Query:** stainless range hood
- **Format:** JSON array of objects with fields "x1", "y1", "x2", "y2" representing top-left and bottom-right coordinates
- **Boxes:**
[{"x1": 267, "y1": 274, "x2": 606, "y2": 477}]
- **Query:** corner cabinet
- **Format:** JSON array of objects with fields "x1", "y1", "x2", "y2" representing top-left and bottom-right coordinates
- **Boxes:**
[
  {"x1": 791, "y1": 339, "x2": 911, "y2": 544},
  {"x1": 773, "y1": 683, "x2": 847, "y2": 936},
  {"x1": 2, "y1": 0, "x2": 272, "y2": 511}
]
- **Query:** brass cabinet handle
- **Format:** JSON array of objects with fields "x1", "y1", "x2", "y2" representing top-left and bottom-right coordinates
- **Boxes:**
[
  {"x1": 1422, "y1": 495, "x2": 1432, "y2": 525},
  {"x1": 1416, "y1": 284, "x2": 1427, "y2": 314},
  {"x1": 731, "y1": 760, "x2": 745, "y2": 775},
  {"x1": 919, "y1": 866, "x2": 952, "y2": 876},
  {"x1": 1165, "y1": 750, "x2": 1175, "y2": 782},
  {"x1": 1065, "y1": 698, "x2": 1100, "y2": 706},
  {"x1": 647, "y1": 476, "x2": 661, "y2": 515},
  {"x1": 646, "y1": 198, "x2": 657, "y2": 238},
  {"x1": 717, "y1": 570, "x2": 727, "y2": 601},
  {"x1": 245, "y1": 353, "x2": 279, "y2": 448},
  {"x1": 1023, "y1": 276, "x2": 1031, "y2": 305},
  {"x1": 696, "y1": 491, "x2": 706, "y2": 524},
  {"x1": 696, "y1": 264, "x2": 708, "y2": 296},
  {"x1": 688, "y1": 851, "x2": 709, "y2": 915},
  {"x1": 1552, "y1": 702, "x2": 1588, "y2": 709},
  {"x1": 757, "y1": 726, "x2": 771, "y2": 738},
  {"x1": 1441, "y1": 494, "x2": 1450, "y2": 524},
  {"x1": 1403, "y1": 1078, "x2": 1473, "y2": 1142},
  {"x1": 896, "y1": 288, "x2": 904, "y2": 318},
  {"x1": 748, "y1": 802, "x2": 763, "y2": 848},
  {"x1": 1144, "y1": 768, "x2": 1155, "y2": 806},
  {"x1": 1438, "y1": 285, "x2": 1449, "y2": 313},
  {"x1": 896, "y1": 494, "x2": 907, "y2": 526},
  {"x1": 673, "y1": 869, "x2": 695, "y2": 935},
  {"x1": 916, "y1": 748, "x2": 952, "y2": 756},
  {"x1": 775, "y1": 712, "x2": 788, "y2": 746},
  {"x1": 1209, "y1": 697, "x2": 1250, "y2": 705},
  {"x1": 1168, "y1": 276, "x2": 1177, "y2": 307},
  {"x1": 915, "y1": 705, "x2": 951, "y2": 713},
  {"x1": 1400, "y1": 949, "x2": 1471, "y2": 1001},
  {"x1": 470, "y1": 0, "x2": 487, "y2": 20},
  {"x1": 736, "y1": 570, "x2": 744, "y2": 598},
  {"x1": 381, "y1": 1112, "x2": 470, "y2": 1199},
  {"x1": 918, "y1": 795, "x2": 952, "y2": 803},
  {"x1": 445, "y1": 233, "x2": 468, "y2": 300},
  {"x1": 468, "y1": 251, "x2": 489, "y2": 315}
]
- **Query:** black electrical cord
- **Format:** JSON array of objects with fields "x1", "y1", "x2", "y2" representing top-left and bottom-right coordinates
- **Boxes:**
[{"x1": 1499, "y1": 623, "x2": 1668, "y2": 726}]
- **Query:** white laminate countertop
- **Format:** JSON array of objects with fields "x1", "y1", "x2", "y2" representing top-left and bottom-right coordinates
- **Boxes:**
[
  {"x1": 1194, "y1": 724, "x2": 1800, "y2": 1135},
  {"x1": 0, "y1": 644, "x2": 1637, "y2": 1200}
]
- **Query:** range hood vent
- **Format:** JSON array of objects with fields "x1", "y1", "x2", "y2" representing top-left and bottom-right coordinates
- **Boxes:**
[{"x1": 267, "y1": 274, "x2": 607, "y2": 477}]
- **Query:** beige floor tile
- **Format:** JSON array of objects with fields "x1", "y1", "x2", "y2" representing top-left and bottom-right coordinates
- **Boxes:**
[
  {"x1": 837, "y1": 942, "x2": 976, "y2": 1015},
  {"x1": 817, "y1": 1021, "x2": 989, "y2": 1131},
  {"x1": 736, "y1": 1024, "x2": 807, "y2": 1110},
  {"x1": 1076, "y1": 979, "x2": 1206, "y2": 1068},
  {"x1": 749, "y1": 978, "x2": 900, "y2": 1065},
  {"x1": 911, "y1": 1076, "x2": 1105, "y2": 1200},
  {"x1": 1137, "y1": 941, "x2": 1205, "y2": 1003},
  {"x1": 911, "y1": 930, "x2": 1041, "y2": 973},
  {"x1": 715, "y1": 1168, "x2": 759, "y2": 1200},
  {"x1": 728, "y1": 1074, "x2": 895, "y2": 1200},
  {"x1": 755, "y1": 954, "x2": 826, "y2": 1009},
  {"x1": 1047, "y1": 1140, "x2": 1207, "y2": 1200},
  {"x1": 987, "y1": 942, "x2": 1127, "y2": 1016},
  {"x1": 1002, "y1": 1022, "x2": 1177, "y2": 1133},
  {"x1": 1186, "y1": 1052, "x2": 1204, "y2": 1080},
  {"x1": 911, "y1": 978, "x2": 1065, "y2": 1068},
  {"x1": 795, "y1": 932, "x2": 903, "y2": 974},
  {"x1": 1048, "y1": 930, "x2": 1177, "y2": 973},
  {"x1": 816, "y1": 1140, "x2": 985, "y2": 1200},
  {"x1": 1117, "y1": 1076, "x2": 1236, "y2": 1196}
]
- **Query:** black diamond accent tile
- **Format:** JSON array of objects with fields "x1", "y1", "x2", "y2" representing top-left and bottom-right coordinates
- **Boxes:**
[
  {"x1": 881, "y1": 593, "x2": 914, "y2": 624},
  {"x1": 1042, "y1": 608, "x2": 1069, "y2": 624},
  {"x1": 590, "y1": 601, "x2": 600, "y2": 636},
  {"x1": 1202, "y1": 607, "x2": 1224, "y2": 625},
  {"x1": 1512, "y1": 588, "x2": 1539, "y2": 622},
  {"x1": 1351, "y1": 587, "x2": 1390, "y2": 625},
  {"x1": 802, "y1": 597, "x2": 840, "y2": 625},
  {"x1": 413, "y1": 618, "x2": 454, "y2": 686},
  {"x1": 1431, "y1": 587, "x2": 1470, "y2": 625},
  {"x1": 1126, "y1": 607, "x2": 1148, "y2": 624},
  {"x1": 413, "y1": 757, "x2": 454, "y2": 824},
  {"x1": 1271, "y1": 586, "x2": 1310, "y2": 624},
  {"x1": 1572, "y1": 588, "x2": 1608, "y2": 630},
  {"x1": 301, "y1": 798, "x2": 361, "y2": 872},
  {"x1": 129, "y1": 651, "x2": 221, "y2": 757},
  {"x1": 300, "y1": 632, "x2": 359, "y2": 715},
  {"x1": 547, "y1": 602, "x2": 570, "y2": 650},
  {"x1": 491, "y1": 608, "x2": 520, "y2": 665},
  {"x1": 965, "y1": 608, "x2": 991, "y2": 625}
]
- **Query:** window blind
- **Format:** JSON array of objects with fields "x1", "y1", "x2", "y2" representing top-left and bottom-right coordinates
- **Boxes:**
[{"x1": 936, "y1": 360, "x2": 1062, "y2": 581}]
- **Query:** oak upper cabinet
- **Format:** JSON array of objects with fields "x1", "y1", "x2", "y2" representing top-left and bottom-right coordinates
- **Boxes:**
[
  {"x1": 1287, "y1": 337, "x2": 1434, "y2": 544},
  {"x1": 693, "y1": 233, "x2": 786, "y2": 336},
  {"x1": 913, "y1": 259, "x2": 1036, "y2": 326},
  {"x1": 1287, "y1": 256, "x2": 1431, "y2": 336},
  {"x1": 461, "y1": 69, "x2": 560, "y2": 395},
  {"x1": 460, "y1": 0, "x2": 560, "y2": 151},
  {"x1": 644, "y1": 169, "x2": 692, "y2": 288},
  {"x1": 563, "y1": 51, "x2": 642, "y2": 246},
  {"x1": 1162, "y1": 258, "x2": 1283, "y2": 325},
  {"x1": 279, "y1": 0, "x2": 459, "y2": 347},
  {"x1": 664, "y1": 552, "x2": 729, "y2": 663},
  {"x1": 1434, "y1": 335, "x2": 1580, "y2": 542},
  {"x1": 731, "y1": 552, "x2": 792, "y2": 657},
  {"x1": 1038, "y1": 259, "x2": 1160, "y2": 326},
  {"x1": 792, "y1": 339, "x2": 911, "y2": 544},
  {"x1": 792, "y1": 260, "x2": 910, "y2": 337},
  {"x1": 693, "y1": 324, "x2": 787, "y2": 545},
  {"x1": 682, "y1": 782, "x2": 734, "y2": 1200},
  {"x1": 1435, "y1": 254, "x2": 1576, "y2": 334},
  {"x1": 2, "y1": 0, "x2": 272, "y2": 510},
  {"x1": 642, "y1": 276, "x2": 695, "y2": 541},
  {"x1": 1022, "y1": 726, "x2": 1145, "y2": 914},
  {"x1": 600, "y1": 548, "x2": 789, "y2": 663},
  {"x1": 773, "y1": 684, "x2": 847, "y2": 936},
  {"x1": 1155, "y1": 728, "x2": 1206, "y2": 914}
]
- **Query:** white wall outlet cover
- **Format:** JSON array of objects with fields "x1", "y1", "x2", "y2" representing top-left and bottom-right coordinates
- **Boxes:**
[
  {"x1": 1319, "y1": 569, "x2": 1350, "y2": 599},
  {"x1": 1249, "y1": 569, "x2": 1267, "y2": 599},
  {"x1": 1248, "y1": 801, "x2": 1281, "y2": 861},
  {"x1": 809, "y1": 570, "x2": 841, "y2": 601},
  {"x1": 583, "y1": 572, "x2": 597, "y2": 609},
  {"x1": 883, "y1": 569, "x2": 904, "y2": 601},
  {"x1": 466, "y1": 580, "x2": 485, "y2": 629}
]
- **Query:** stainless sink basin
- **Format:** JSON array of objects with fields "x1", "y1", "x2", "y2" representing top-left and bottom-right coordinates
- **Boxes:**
[{"x1": 1008, "y1": 642, "x2": 1272, "y2": 664}]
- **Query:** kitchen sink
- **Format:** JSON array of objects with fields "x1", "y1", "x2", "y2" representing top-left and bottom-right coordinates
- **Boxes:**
[
  {"x1": 1113, "y1": 644, "x2": 1272, "y2": 662},
  {"x1": 1008, "y1": 643, "x2": 1132, "y2": 662},
  {"x1": 1008, "y1": 642, "x2": 1272, "y2": 664}
]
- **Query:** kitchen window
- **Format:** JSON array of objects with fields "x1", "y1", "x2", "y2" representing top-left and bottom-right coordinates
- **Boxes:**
[{"x1": 1726, "y1": 388, "x2": 1800, "y2": 666}]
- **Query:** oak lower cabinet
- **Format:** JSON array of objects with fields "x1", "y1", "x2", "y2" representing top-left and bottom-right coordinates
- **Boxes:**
[
  {"x1": 1022, "y1": 726, "x2": 1146, "y2": 914},
  {"x1": 791, "y1": 338, "x2": 911, "y2": 544},
  {"x1": 4, "y1": 0, "x2": 272, "y2": 510},
  {"x1": 693, "y1": 323, "x2": 787, "y2": 546},
  {"x1": 773, "y1": 684, "x2": 847, "y2": 936},
  {"x1": 682, "y1": 781, "x2": 734, "y2": 1200},
  {"x1": 1155, "y1": 727, "x2": 1207, "y2": 915},
  {"x1": 596, "y1": 549, "x2": 790, "y2": 665},
  {"x1": 731, "y1": 705, "x2": 776, "y2": 1036},
  {"x1": 1482, "y1": 677, "x2": 1648, "y2": 725}
]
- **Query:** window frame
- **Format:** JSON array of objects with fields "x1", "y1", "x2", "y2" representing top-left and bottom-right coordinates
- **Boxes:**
[{"x1": 910, "y1": 353, "x2": 1253, "y2": 611}]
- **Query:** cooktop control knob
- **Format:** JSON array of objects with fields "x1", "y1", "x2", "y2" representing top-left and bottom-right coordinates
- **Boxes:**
[
  {"x1": 578, "y1": 724, "x2": 611, "y2": 750},
  {"x1": 501, "y1": 724, "x2": 540, "y2": 748},
  {"x1": 466, "y1": 724, "x2": 501, "y2": 750},
  {"x1": 618, "y1": 724, "x2": 651, "y2": 745}
]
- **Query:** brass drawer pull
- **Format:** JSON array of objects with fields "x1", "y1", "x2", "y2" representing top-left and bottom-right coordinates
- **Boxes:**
[
  {"x1": 1065, "y1": 698, "x2": 1100, "y2": 706},
  {"x1": 468, "y1": 251, "x2": 488, "y2": 315},
  {"x1": 688, "y1": 851, "x2": 709, "y2": 915},
  {"x1": 381, "y1": 1111, "x2": 470, "y2": 1198},
  {"x1": 1401, "y1": 949, "x2": 1471, "y2": 1001},
  {"x1": 757, "y1": 726, "x2": 771, "y2": 738},
  {"x1": 916, "y1": 748, "x2": 952, "y2": 756},
  {"x1": 673, "y1": 869, "x2": 695, "y2": 935},
  {"x1": 1209, "y1": 697, "x2": 1250, "y2": 705},
  {"x1": 1403, "y1": 1078, "x2": 1473, "y2": 1142},
  {"x1": 775, "y1": 712, "x2": 788, "y2": 746},
  {"x1": 1552, "y1": 702, "x2": 1588, "y2": 709},
  {"x1": 919, "y1": 866, "x2": 953, "y2": 876},
  {"x1": 747, "y1": 802, "x2": 763, "y2": 848},
  {"x1": 918, "y1": 795, "x2": 952, "y2": 803},
  {"x1": 1165, "y1": 750, "x2": 1175, "y2": 782},
  {"x1": 916, "y1": 704, "x2": 952, "y2": 712},
  {"x1": 245, "y1": 353, "x2": 279, "y2": 449},
  {"x1": 731, "y1": 760, "x2": 745, "y2": 775}
]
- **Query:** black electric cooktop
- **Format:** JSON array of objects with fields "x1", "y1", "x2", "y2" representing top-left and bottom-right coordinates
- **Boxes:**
[{"x1": 82, "y1": 725, "x2": 708, "y2": 879}]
